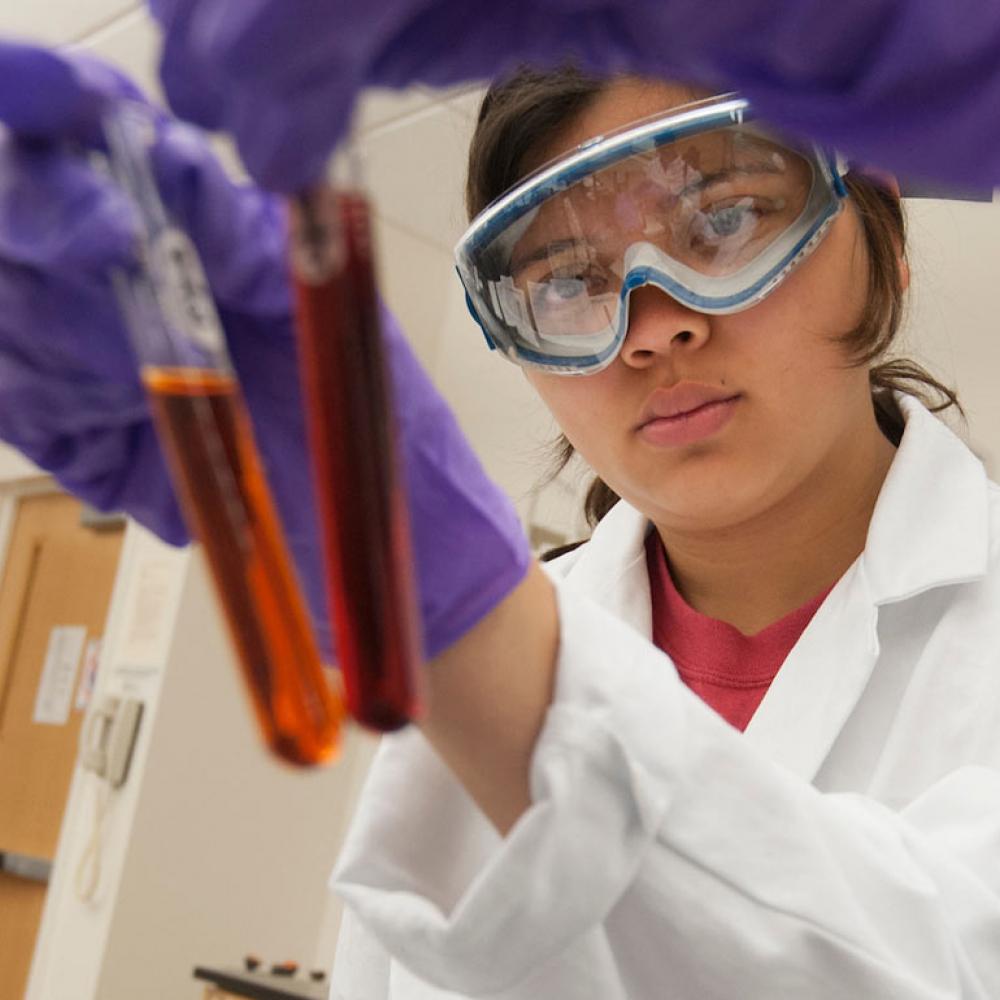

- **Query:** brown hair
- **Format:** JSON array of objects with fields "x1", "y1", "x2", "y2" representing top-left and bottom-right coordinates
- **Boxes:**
[{"x1": 466, "y1": 65, "x2": 962, "y2": 531}]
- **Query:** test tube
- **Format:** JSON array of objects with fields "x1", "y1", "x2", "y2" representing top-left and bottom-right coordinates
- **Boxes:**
[
  {"x1": 288, "y1": 168, "x2": 423, "y2": 732},
  {"x1": 104, "y1": 105, "x2": 344, "y2": 767}
]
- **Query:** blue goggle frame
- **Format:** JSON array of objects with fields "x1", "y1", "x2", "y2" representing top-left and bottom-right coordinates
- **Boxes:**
[{"x1": 455, "y1": 94, "x2": 849, "y2": 376}]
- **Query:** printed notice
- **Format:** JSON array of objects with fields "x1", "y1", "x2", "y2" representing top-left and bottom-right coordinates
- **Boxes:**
[{"x1": 33, "y1": 626, "x2": 88, "y2": 725}]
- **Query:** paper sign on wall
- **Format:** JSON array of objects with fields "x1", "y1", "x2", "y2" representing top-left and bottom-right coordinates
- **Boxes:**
[{"x1": 33, "y1": 625, "x2": 88, "y2": 725}]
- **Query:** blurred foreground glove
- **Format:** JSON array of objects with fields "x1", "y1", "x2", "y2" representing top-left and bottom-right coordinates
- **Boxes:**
[
  {"x1": 0, "y1": 41, "x2": 530, "y2": 658},
  {"x1": 149, "y1": 0, "x2": 1000, "y2": 191}
]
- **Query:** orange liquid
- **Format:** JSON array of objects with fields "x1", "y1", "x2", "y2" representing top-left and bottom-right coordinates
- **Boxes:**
[
  {"x1": 290, "y1": 189, "x2": 423, "y2": 731},
  {"x1": 143, "y1": 367, "x2": 344, "y2": 766}
]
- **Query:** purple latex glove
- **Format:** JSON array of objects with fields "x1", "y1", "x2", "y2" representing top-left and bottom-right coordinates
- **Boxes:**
[
  {"x1": 0, "y1": 41, "x2": 530, "y2": 659},
  {"x1": 149, "y1": 0, "x2": 1000, "y2": 192}
]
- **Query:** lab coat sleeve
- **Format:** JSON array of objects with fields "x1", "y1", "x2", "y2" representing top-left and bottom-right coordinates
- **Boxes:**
[{"x1": 332, "y1": 574, "x2": 1000, "y2": 997}]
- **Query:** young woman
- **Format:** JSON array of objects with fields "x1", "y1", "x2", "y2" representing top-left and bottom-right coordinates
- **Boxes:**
[
  {"x1": 327, "y1": 69, "x2": 1000, "y2": 997},
  {"x1": 2, "y1": 5, "x2": 1000, "y2": 996}
]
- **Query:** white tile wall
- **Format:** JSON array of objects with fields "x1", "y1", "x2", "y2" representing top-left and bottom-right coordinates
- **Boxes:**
[
  {"x1": 0, "y1": 0, "x2": 138, "y2": 46},
  {"x1": 0, "y1": 441, "x2": 40, "y2": 480},
  {"x1": 899, "y1": 198, "x2": 1000, "y2": 472},
  {"x1": 72, "y1": 6, "x2": 162, "y2": 98},
  {"x1": 362, "y1": 98, "x2": 477, "y2": 253}
]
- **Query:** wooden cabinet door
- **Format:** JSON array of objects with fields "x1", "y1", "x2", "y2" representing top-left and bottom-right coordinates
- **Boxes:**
[{"x1": 0, "y1": 492, "x2": 124, "y2": 1000}]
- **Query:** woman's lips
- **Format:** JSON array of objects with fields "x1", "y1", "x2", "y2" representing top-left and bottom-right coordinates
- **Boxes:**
[{"x1": 637, "y1": 395, "x2": 741, "y2": 447}]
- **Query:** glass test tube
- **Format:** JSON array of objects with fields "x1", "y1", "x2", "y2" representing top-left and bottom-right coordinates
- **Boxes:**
[
  {"x1": 104, "y1": 105, "x2": 344, "y2": 767},
  {"x1": 288, "y1": 172, "x2": 423, "y2": 732}
]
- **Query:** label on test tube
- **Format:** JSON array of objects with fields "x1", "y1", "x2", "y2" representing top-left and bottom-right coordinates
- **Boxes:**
[{"x1": 149, "y1": 227, "x2": 227, "y2": 354}]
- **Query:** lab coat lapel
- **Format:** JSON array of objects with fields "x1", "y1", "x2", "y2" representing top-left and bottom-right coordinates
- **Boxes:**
[
  {"x1": 741, "y1": 561, "x2": 880, "y2": 780},
  {"x1": 561, "y1": 501, "x2": 652, "y2": 637},
  {"x1": 744, "y1": 396, "x2": 989, "y2": 781}
]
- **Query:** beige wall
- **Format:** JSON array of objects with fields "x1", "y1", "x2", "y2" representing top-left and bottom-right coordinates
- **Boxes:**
[
  {"x1": 899, "y1": 197, "x2": 1000, "y2": 473},
  {"x1": 0, "y1": 444, "x2": 40, "y2": 482}
]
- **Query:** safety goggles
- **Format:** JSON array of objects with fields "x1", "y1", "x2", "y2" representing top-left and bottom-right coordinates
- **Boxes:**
[{"x1": 455, "y1": 94, "x2": 848, "y2": 375}]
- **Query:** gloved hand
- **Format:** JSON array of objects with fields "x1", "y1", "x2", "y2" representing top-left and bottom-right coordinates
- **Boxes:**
[
  {"x1": 148, "y1": 0, "x2": 1000, "y2": 192},
  {"x1": 0, "y1": 41, "x2": 531, "y2": 659}
]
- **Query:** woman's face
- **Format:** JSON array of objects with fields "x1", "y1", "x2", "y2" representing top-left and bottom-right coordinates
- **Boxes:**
[{"x1": 524, "y1": 80, "x2": 883, "y2": 534}]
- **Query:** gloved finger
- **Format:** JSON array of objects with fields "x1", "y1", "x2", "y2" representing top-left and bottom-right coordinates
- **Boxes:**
[
  {"x1": 0, "y1": 40, "x2": 145, "y2": 144},
  {"x1": 152, "y1": 0, "x2": 230, "y2": 131},
  {"x1": 0, "y1": 346, "x2": 145, "y2": 438},
  {"x1": 57, "y1": 418, "x2": 190, "y2": 547},
  {"x1": 0, "y1": 260, "x2": 140, "y2": 382},
  {"x1": 0, "y1": 134, "x2": 137, "y2": 273},
  {"x1": 152, "y1": 0, "x2": 365, "y2": 190},
  {"x1": 154, "y1": 0, "x2": 367, "y2": 112},
  {"x1": 0, "y1": 343, "x2": 187, "y2": 542},
  {"x1": 224, "y1": 76, "x2": 357, "y2": 191}
]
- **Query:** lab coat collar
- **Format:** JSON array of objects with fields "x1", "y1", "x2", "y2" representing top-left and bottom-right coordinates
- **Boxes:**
[
  {"x1": 561, "y1": 394, "x2": 991, "y2": 781},
  {"x1": 747, "y1": 395, "x2": 990, "y2": 780},
  {"x1": 861, "y1": 393, "x2": 989, "y2": 602},
  {"x1": 559, "y1": 498, "x2": 652, "y2": 638}
]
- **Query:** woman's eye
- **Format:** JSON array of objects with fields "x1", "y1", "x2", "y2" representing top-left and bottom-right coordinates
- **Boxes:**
[
  {"x1": 548, "y1": 277, "x2": 589, "y2": 300},
  {"x1": 697, "y1": 198, "x2": 760, "y2": 242},
  {"x1": 705, "y1": 202, "x2": 754, "y2": 237},
  {"x1": 539, "y1": 268, "x2": 609, "y2": 305}
]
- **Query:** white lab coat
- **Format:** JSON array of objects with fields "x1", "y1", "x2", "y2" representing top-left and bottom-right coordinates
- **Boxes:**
[{"x1": 329, "y1": 393, "x2": 1000, "y2": 998}]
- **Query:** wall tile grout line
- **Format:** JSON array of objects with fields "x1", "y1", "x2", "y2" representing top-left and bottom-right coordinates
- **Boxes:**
[
  {"x1": 361, "y1": 98, "x2": 461, "y2": 141},
  {"x1": 64, "y1": 3, "x2": 144, "y2": 51},
  {"x1": 373, "y1": 210, "x2": 458, "y2": 257},
  {"x1": 358, "y1": 83, "x2": 483, "y2": 140}
]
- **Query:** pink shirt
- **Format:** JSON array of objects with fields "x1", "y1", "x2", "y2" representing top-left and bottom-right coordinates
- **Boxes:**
[{"x1": 646, "y1": 532, "x2": 831, "y2": 732}]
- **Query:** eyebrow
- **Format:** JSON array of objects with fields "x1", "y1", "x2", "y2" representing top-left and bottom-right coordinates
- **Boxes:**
[
  {"x1": 679, "y1": 161, "x2": 783, "y2": 196},
  {"x1": 510, "y1": 238, "x2": 589, "y2": 277}
]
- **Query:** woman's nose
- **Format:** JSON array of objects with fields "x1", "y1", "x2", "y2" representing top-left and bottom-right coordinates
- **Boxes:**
[{"x1": 619, "y1": 284, "x2": 712, "y2": 368}]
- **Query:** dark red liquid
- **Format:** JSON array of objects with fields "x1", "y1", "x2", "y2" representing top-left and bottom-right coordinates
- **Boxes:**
[
  {"x1": 143, "y1": 367, "x2": 344, "y2": 765},
  {"x1": 290, "y1": 188, "x2": 423, "y2": 731}
]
